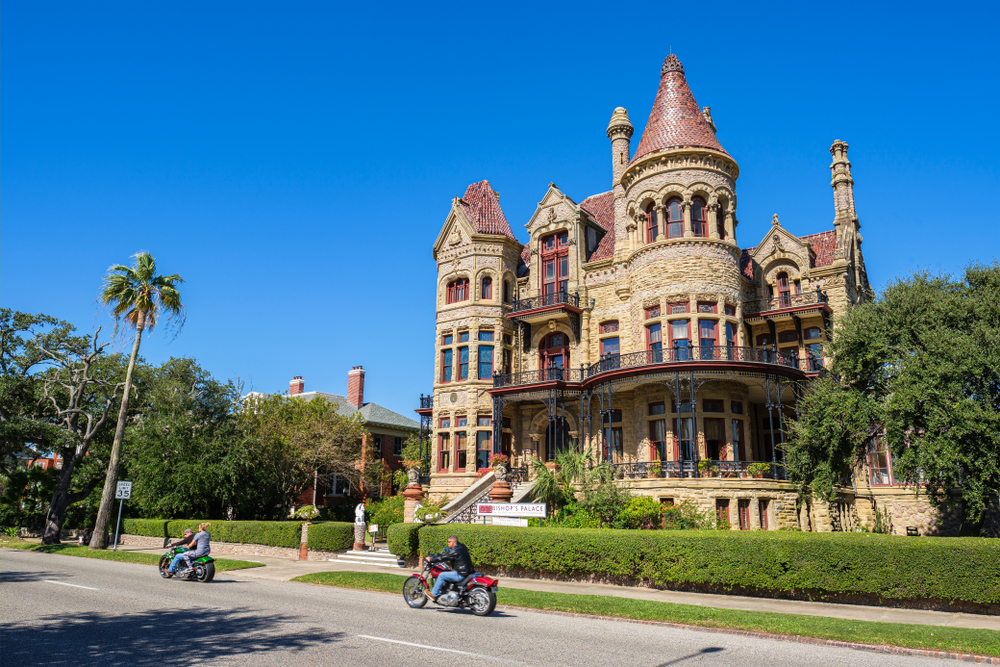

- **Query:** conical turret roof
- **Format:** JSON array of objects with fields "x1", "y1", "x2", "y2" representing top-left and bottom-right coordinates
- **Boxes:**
[{"x1": 631, "y1": 55, "x2": 728, "y2": 163}]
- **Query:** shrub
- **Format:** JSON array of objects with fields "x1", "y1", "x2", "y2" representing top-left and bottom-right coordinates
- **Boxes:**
[
  {"x1": 663, "y1": 500, "x2": 716, "y2": 530},
  {"x1": 124, "y1": 519, "x2": 303, "y2": 548},
  {"x1": 554, "y1": 507, "x2": 603, "y2": 529},
  {"x1": 388, "y1": 523, "x2": 422, "y2": 559},
  {"x1": 367, "y1": 495, "x2": 404, "y2": 529},
  {"x1": 616, "y1": 496, "x2": 663, "y2": 530},
  {"x1": 417, "y1": 525, "x2": 1000, "y2": 606},
  {"x1": 307, "y1": 522, "x2": 354, "y2": 552}
]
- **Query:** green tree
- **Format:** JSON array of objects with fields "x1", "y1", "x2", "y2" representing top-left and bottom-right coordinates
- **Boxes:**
[
  {"x1": 91, "y1": 252, "x2": 184, "y2": 549},
  {"x1": 787, "y1": 263, "x2": 1000, "y2": 524}
]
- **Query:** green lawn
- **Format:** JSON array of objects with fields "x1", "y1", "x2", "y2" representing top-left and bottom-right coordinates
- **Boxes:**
[
  {"x1": 292, "y1": 571, "x2": 1000, "y2": 658},
  {"x1": 0, "y1": 537, "x2": 264, "y2": 572}
]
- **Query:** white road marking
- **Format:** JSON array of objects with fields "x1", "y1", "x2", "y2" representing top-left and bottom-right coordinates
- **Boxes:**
[
  {"x1": 43, "y1": 580, "x2": 99, "y2": 591},
  {"x1": 358, "y1": 635, "x2": 529, "y2": 664}
]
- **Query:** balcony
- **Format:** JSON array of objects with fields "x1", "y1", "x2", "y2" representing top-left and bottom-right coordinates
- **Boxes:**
[
  {"x1": 610, "y1": 460, "x2": 787, "y2": 481},
  {"x1": 418, "y1": 394, "x2": 433, "y2": 410},
  {"x1": 511, "y1": 291, "x2": 581, "y2": 314},
  {"x1": 493, "y1": 345, "x2": 801, "y2": 390},
  {"x1": 744, "y1": 288, "x2": 828, "y2": 315}
]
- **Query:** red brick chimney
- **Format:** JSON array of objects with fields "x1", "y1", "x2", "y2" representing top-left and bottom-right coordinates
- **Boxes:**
[
  {"x1": 289, "y1": 375, "x2": 304, "y2": 396},
  {"x1": 347, "y1": 366, "x2": 365, "y2": 408}
]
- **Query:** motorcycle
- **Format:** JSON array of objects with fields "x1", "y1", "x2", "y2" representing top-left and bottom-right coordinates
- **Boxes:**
[
  {"x1": 403, "y1": 561, "x2": 498, "y2": 616},
  {"x1": 158, "y1": 546, "x2": 216, "y2": 583}
]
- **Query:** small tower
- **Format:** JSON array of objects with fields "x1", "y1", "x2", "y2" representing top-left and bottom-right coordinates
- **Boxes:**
[{"x1": 607, "y1": 107, "x2": 633, "y2": 260}]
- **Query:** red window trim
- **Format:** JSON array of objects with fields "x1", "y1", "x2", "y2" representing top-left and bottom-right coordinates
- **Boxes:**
[
  {"x1": 481, "y1": 276, "x2": 492, "y2": 300},
  {"x1": 600, "y1": 336, "x2": 620, "y2": 357},
  {"x1": 691, "y1": 197, "x2": 708, "y2": 238},
  {"x1": 667, "y1": 318, "x2": 691, "y2": 347},
  {"x1": 697, "y1": 301, "x2": 717, "y2": 314},
  {"x1": 446, "y1": 278, "x2": 469, "y2": 304},
  {"x1": 667, "y1": 302, "x2": 689, "y2": 314},
  {"x1": 665, "y1": 198, "x2": 684, "y2": 239},
  {"x1": 645, "y1": 204, "x2": 658, "y2": 243},
  {"x1": 599, "y1": 320, "x2": 619, "y2": 334},
  {"x1": 440, "y1": 348, "x2": 453, "y2": 383},
  {"x1": 540, "y1": 231, "x2": 569, "y2": 295},
  {"x1": 454, "y1": 431, "x2": 467, "y2": 472},
  {"x1": 645, "y1": 305, "x2": 661, "y2": 319},
  {"x1": 646, "y1": 322, "x2": 662, "y2": 351},
  {"x1": 437, "y1": 433, "x2": 451, "y2": 472}
]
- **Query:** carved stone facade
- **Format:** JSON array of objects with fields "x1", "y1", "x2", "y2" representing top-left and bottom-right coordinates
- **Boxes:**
[{"x1": 423, "y1": 55, "x2": 939, "y2": 535}]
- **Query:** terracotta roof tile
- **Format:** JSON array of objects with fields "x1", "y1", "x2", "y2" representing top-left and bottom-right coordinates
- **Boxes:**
[
  {"x1": 519, "y1": 244, "x2": 531, "y2": 272},
  {"x1": 801, "y1": 230, "x2": 837, "y2": 268},
  {"x1": 460, "y1": 180, "x2": 516, "y2": 240},
  {"x1": 632, "y1": 55, "x2": 728, "y2": 163},
  {"x1": 581, "y1": 191, "x2": 615, "y2": 262}
]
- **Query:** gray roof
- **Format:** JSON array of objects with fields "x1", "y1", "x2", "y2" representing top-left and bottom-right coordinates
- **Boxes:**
[{"x1": 295, "y1": 391, "x2": 420, "y2": 431}]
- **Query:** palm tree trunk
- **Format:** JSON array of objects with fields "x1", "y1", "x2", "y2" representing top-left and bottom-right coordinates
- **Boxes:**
[{"x1": 89, "y1": 316, "x2": 145, "y2": 549}]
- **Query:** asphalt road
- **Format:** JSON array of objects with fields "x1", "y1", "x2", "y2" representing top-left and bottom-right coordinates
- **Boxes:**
[{"x1": 1, "y1": 549, "x2": 942, "y2": 667}]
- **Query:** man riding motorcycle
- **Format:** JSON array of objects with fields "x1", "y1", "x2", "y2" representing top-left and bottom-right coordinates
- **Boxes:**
[
  {"x1": 167, "y1": 522, "x2": 211, "y2": 576},
  {"x1": 424, "y1": 535, "x2": 474, "y2": 602}
]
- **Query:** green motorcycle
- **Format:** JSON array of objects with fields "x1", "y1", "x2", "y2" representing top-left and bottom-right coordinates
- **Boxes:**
[{"x1": 159, "y1": 546, "x2": 215, "y2": 583}]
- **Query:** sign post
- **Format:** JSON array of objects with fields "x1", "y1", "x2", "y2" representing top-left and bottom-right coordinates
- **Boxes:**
[{"x1": 113, "y1": 481, "x2": 132, "y2": 551}]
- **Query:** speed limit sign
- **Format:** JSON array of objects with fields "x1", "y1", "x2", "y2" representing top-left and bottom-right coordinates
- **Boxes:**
[{"x1": 115, "y1": 481, "x2": 132, "y2": 499}]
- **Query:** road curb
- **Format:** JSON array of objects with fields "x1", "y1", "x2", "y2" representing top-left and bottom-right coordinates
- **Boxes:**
[{"x1": 290, "y1": 580, "x2": 999, "y2": 664}]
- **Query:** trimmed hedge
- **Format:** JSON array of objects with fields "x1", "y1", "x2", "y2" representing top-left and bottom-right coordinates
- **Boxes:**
[
  {"x1": 419, "y1": 525, "x2": 1000, "y2": 606},
  {"x1": 307, "y1": 522, "x2": 354, "y2": 552},
  {"x1": 388, "y1": 523, "x2": 422, "y2": 559},
  {"x1": 123, "y1": 519, "x2": 303, "y2": 549}
]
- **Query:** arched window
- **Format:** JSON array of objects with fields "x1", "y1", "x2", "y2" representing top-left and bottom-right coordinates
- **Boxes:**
[
  {"x1": 503, "y1": 278, "x2": 512, "y2": 304},
  {"x1": 481, "y1": 276, "x2": 492, "y2": 300},
  {"x1": 691, "y1": 197, "x2": 707, "y2": 237},
  {"x1": 645, "y1": 203, "x2": 658, "y2": 243},
  {"x1": 539, "y1": 332, "x2": 570, "y2": 375},
  {"x1": 446, "y1": 278, "x2": 469, "y2": 304},
  {"x1": 665, "y1": 198, "x2": 683, "y2": 238},
  {"x1": 776, "y1": 272, "x2": 791, "y2": 307}
]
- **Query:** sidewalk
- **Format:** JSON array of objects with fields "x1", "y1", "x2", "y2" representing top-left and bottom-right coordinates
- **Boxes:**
[{"x1": 108, "y1": 544, "x2": 1000, "y2": 632}]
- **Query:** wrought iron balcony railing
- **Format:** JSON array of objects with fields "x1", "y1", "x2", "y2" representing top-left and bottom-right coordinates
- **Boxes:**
[
  {"x1": 418, "y1": 394, "x2": 433, "y2": 410},
  {"x1": 510, "y1": 290, "x2": 580, "y2": 313},
  {"x1": 744, "y1": 287, "x2": 827, "y2": 314},
  {"x1": 493, "y1": 345, "x2": 800, "y2": 389},
  {"x1": 610, "y1": 460, "x2": 786, "y2": 481}
]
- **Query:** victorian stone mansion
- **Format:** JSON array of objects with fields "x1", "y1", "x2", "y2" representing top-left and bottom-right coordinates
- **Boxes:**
[{"x1": 419, "y1": 55, "x2": 938, "y2": 535}]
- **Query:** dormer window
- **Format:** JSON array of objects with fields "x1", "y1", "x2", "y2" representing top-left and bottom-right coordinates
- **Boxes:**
[
  {"x1": 481, "y1": 276, "x2": 492, "y2": 300},
  {"x1": 666, "y1": 198, "x2": 683, "y2": 239},
  {"x1": 776, "y1": 272, "x2": 791, "y2": 307},
  {"x1": 692, "y1": 197, "x2": 708, "y2": 237},
  {"x1": 446, "y1": 278, "x2": 469, "y2": 304},
  {"x1": 541, "y1": 231, "x2": 569, "y2": 298}
]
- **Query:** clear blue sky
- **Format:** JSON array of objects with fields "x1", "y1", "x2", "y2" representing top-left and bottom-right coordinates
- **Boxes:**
[{"x1": 3, "y1": 1, "x2": 998, "y2": 418}]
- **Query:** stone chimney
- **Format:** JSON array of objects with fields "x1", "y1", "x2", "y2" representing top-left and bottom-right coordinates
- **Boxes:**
[
  {"x1": 289, "y1": 375, "x2": 304, "y2": 396},
  {"x1": 347, "y1": 366, "x2": 365, "y2": 408}
]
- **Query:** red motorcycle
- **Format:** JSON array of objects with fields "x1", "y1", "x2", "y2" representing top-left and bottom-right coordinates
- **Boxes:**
[{"x1": 403, "y1": 561, "x2": 498, "y2": 616}]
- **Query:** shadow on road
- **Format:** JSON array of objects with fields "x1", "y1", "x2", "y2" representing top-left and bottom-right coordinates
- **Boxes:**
[
  {"x1": 0, "y1": 607, "x2": 344, "y2": 666},
  {"x1": 0, "y1": 569, "x2": 65, "y2": 584},
  {"x1": 655, "y1": 646, "x2": 725, "y2": 666}
]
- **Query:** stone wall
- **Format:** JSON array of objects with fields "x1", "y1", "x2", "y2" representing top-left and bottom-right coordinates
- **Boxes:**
[{"x1": 118, "y1": 534, "x2": 343, "y2": 561}]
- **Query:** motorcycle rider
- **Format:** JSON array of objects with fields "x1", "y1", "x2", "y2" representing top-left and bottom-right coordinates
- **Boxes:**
[
  {"x1": 163, "y1": 528, "x2": 194, "y2": 550},
  {"x1": 424, "y1": 534, "x2": 474, "y2": 602},
  {"x1": 167, "y1": 522, "x2": 211, "y2": 576}
]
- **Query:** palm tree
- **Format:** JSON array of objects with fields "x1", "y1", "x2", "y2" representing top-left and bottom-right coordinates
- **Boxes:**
[{"x1": 90, "y1": 252, "x2": 184, "y2": 549}]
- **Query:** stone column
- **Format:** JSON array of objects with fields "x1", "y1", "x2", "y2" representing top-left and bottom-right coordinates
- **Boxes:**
[
  {"x1": 402, "y1": 468, "x2": 425, "y2": 523},
  {"x1": 708, "y1": 203, "x2": 720, "y2": 240},
  {"x1": 490, "y1": 464, "x2": 513, "y2": 502},
  {"x1": 723, "y1": 210, "x2": 735, "y2": 242},
  {"x1": 682, "y1": 200, "x2": 693, "y2": 238},
  {"x1": 655, "y1": 205, "x2": 666, "y2": 241}
]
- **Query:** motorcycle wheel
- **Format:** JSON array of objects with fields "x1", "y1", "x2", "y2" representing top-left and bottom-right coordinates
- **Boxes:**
[
  {"x1": 467, "y1": 587, "x2": 497, "y2": 616},
  {"x1": 201, "y1": 562, "x2": 216, "y2": 583},
  {"x1": 402, "y1": 576, "x2": 427, "y2": 608},
  {"x1": 158, "y1": 554, "x2": 173, "y2": 579},
  {"x1": 192, "y1": 563, "x2": 213, "y2": 583}
]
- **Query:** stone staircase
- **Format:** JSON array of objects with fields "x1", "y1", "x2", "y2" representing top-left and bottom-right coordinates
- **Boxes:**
[
  {"x1": 334, "y1": 546, "x2": 405, "y2": 568},
  {"x1": 442, "y1": 471, "x2": 537, "y2": 524}
]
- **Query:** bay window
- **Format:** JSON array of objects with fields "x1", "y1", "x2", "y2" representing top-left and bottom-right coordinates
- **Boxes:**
[
  {"x1": 646, "y1": 323, "x2": 662, "y2": 362},
  {"x1": 541, "y1": 231, "x2": 569, "y2": 299},
  {"x1": 671, "y1": 319, "x2": 690, "y2": 360},
  {"x1": 699, "y1": 319, "x2": 717, "y2": 359},
  {"x1": 446, "y1": 278, "x2": 469, "y2": 304}
]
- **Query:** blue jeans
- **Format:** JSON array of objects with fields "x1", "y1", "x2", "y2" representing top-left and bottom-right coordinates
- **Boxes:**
[
  {"x1": 168, "y1": 552, "x2": 198, "y2": 572},
  {"x1": 431, "y1": 570, "x2": 464, "y2": 597}
]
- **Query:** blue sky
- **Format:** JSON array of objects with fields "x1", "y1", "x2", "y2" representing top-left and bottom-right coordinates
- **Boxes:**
[{"x1": 3, "y1": 1, "x2": 998, "y2": 418}]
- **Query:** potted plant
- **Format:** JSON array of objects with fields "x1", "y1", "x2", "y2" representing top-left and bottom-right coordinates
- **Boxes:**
[
  {"x1": 488, "y1": 452, "x2": 510, "y2": 481},
  {"x1": 746, "y1": 462, "x2": 771, "y2": 478},
  {"x1": 697, "y1": 460, "x2": 719, "y2": 478},
  {"x1": 648, "y1": 461, "x2": 662, "y2": 478},
  {"x1": 401, "y1": 459, "x2": 423, "y2": 484}
]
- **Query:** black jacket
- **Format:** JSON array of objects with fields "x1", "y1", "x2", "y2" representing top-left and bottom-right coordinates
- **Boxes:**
[{"x1": 429, "y1": 542, "x2": 475, "y2": 576}]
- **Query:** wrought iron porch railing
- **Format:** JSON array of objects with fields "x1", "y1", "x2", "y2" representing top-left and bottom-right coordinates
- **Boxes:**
[
  {"x1": 444, "y1": 486, "x2": 494, "y2": 524},
  {"x1": 587, "y1": 345, "x2": 799, "y2": 377},
  {"x1": 494, "y1": 366, "x2": 585, "y2": 388},
  {"x1": 507, "y1": 464, "x2": 530, "y2": 486},
  {"x1": 610, "y1": 460, "x2": 786, "y2": 480},
  {"x1": 744, "y1": 288, "x2": 827, "y2": 314},
  {"x1": 419, "y1": 394, "x2": 433, "y2": 410},
  {"x1": 510, "y1": 291, "x2": 580, "y2": 313}
]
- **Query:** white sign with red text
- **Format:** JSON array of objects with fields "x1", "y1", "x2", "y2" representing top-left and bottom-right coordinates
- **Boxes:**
[{"x1": 476, "y1": 502, "x2": 546, "y2": 517}]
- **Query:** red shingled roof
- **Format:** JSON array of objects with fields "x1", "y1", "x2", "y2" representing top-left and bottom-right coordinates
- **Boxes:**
[
  {"x1": 519, "y1": 244, "x2": 531, "y2": 268},
  {"x1": 632, "y1": 55, "x2": 728, "y2": 163},
  {"x1": 802, "y1": 230, "x2": 837, "y2": 268},
  {"x1": 460, "y1": 180, "x2": 516, "y2": 240},
  {"x1": 581, "y1": 191, "x2": 615, "y2": 261}
]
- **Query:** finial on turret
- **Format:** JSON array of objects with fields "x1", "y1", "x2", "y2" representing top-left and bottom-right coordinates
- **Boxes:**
[
  {"x1": 772, "y1": 214, "x2": 781, "y2": 226},
  {"x1": 606, "y1": 107, "x2": 633, "y2": 140},
  {"x1": 662, "y1": 54, "x2": 684, "y2": 76}
]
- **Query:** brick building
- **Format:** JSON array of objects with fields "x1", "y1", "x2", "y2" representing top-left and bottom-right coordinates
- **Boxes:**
[
  {"x1": 424, "y1": 54, "x2": 948, "y2": 535},
  {"x1": 287, "y1": 367, "x2": 419, "y2": 505}
]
